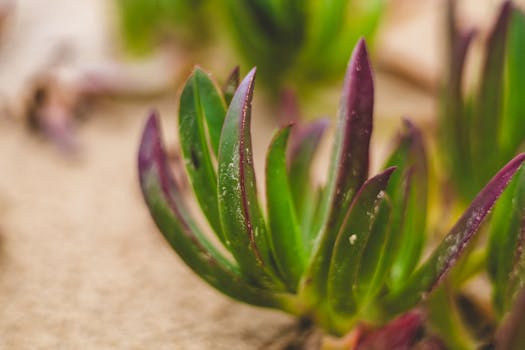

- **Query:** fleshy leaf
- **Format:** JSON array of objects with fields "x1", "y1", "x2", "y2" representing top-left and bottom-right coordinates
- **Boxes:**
[
  {"x1": 178, "y1": 68, "x2": 226, "y2": 241},
  {"x1": 354, "y1": 197, "x2": 392, "y2": 302},
  {"x1": 385, "y1": 153, "x2": 525, "y2": 313},
  {"x1": 138, "y1": 112, "x2": 289, "y2": 308},
  {"x1": 217, "y1": 68, "x2": 284, "y2": 289},
  {"x1": 302, "y1": 39, "x2": 374, "y2": 299},
  {"x1": 222, "y1": 66, "x2": 240, "y2": 105},
  {"x1": 327, "y1": 167, "x2": 395, "y2": 317},
  {"x1": 441, "y1": 0, "x2": 476, "y2": 198},
  {"x1": 500, "y1": 8, "x2": 525, "y2": 159},
  {"x1": 288, "y1": 119, "x2": 329, "y2": 240},
  {"x1": 386, "y1": 120, "x2": 428, "y2": 289},
  {"x1": 325, "y1": 38, "x2": 374, "y2": 236},
  {"x1": 266, "y1": 125, "x2": 305, "y2": 291},
  {"x1": 472, "y1": 1, "x2": 511, "y2": 182},
  {"x1": 488, "y1": 166, "x2": 525, "y2": 315}
]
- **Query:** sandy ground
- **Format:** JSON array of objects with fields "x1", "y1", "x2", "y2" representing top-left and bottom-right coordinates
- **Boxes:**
[
  {"x1": 0, "y1": 0, "x2": 516, "y2": 348},
  {"x1": 0, "y1": 99, "x2": 299, "y2": 349}
]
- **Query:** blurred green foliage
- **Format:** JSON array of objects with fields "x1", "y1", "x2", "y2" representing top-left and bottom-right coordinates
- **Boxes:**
[
  {"x1": 116, "y1": 0, "x2": 385, "y2": 99},
  {"x1": 116, "y1": 0, "x2": 209, "y2": 55},
  {"x1": 221, "y1": 0, "x2": 385, "y2": 90},
  {"x1": 440, "y1": 1, "x2": 525, "y2": 202}
]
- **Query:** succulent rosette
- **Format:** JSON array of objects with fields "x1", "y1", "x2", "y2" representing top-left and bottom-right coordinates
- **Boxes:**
[{"x1": 138, "y1": 39, "x2": 525, "y2": 343}]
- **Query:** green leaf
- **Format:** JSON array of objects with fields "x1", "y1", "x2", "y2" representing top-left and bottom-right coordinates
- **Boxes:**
[
  {"x1": 139, "y1": 112, "x2": 291, "y2": 308},
  {"x1": 178, "y1": 68, "x2": 226, "y2": 242},
  {"x1": 327, "y1": 167, "x2": 395, "y2": 317},
  {"x1": 265, "y1": 126, "x2": 305, "y2": 291},
  {"x1": 354, "y1": 197, "x2": 392, "y2": 303},
  {"x1": 472, "y1": 1, "x2": 511, "y2": 182},
  {"x1": 217, "y1": 68, "x2": 284, "y2": 289},
  {"x1": 500, "y1": 8, "x2": 525, "y2": 159},
  {"x1": 302, "y1": 39, "x2": 374, "y2": 299},
  {"x1": 488, "y1": 166, "x2": 525, "y2": 315},
  {"x1": 288, "y1": 119, "x2": 329, "y2": 234},
  {"x1": 386, "y1": 121, "x2": 428, "y2": 289},
  {"x1": 385, "y1": 153, "x2": 525, "y2": 314},
  {"x1": 440, "y1": 0, "x2": 476, "y2": 198},
  {"x1": 222, "y1": 66, "x2": 240, "y2": 106},
  {"x1": 196, "y1": 68, "x2": 227, "y2": 157}
]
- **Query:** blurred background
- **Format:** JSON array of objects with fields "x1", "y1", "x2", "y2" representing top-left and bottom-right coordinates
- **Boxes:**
[{"x1": 0, "y1": 0, "x2": 522, "y2": 348}]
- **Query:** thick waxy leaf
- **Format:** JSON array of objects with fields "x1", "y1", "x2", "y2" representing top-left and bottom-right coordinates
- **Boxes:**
[
  {"x1": 218, "y1": 68, "x2": 284, "y2": 289},
  {"x1": 222, "y1": 66, "x2": 240, "y2": 105},
  {"x1": 488, "y1": 166, "x2": 525, "y2": 315},
  {"x1": 472, "y1": 1, "x2": 511, "y2": 181},
  {"x1": 325, "y1": 38, "x2": 374, "y2": 236},
  {"x1": 354, "y1": 198, "x2": 392, "y2": 302},
  {"x1": 500, "y1": 8, "x2": 525, "y2": 158},
  {"x1": 302, "y1": 39, "x2": 374, "y2": 298},
  {"x1": 441, "y1": 0, "x2": 476, "y2": 199},
  {"x1": 265, "y1": 126, "x2": 305, "y2": 291},
  {"x1": 178, "y1": 68, "x2": 226, "y2": 241},
  {"x1": 288, "y1": 119, "x2": 329, "y2": 241},
  {"x1": 386, "y1": 121, "x2": 428, "y2": 289},
  {"x1": 327, "y1": 167, "x2": 395, "y2": 316},
  {"x1": 138, "y1": 112, "x2": 290, "y2": 308},
  {"x1": 385, "y1": 153, "x2": 525, "y2": 313}
]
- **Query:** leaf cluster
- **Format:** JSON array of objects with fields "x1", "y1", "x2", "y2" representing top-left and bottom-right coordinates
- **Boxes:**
[
  {"x1": 440, "y1": 0, "x2": 525, "y2": 201},
  {"x1": 138, "y1": 39, "x2": 525, "y2": 338}
]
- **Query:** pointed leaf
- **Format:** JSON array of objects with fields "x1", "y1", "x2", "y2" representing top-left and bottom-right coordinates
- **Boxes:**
[
  {"x1": 138, "y1": 112, "x2": 289, "y2": 308},
  {"x1": 178, "y1": 68, "x2": 226, "y2": 242},
  {"x1": 441, "y1": 0, "x2": 476, "y2": 196},
  {"x1": 472, "y1": 1, "x2": 512, "y2": 181},
  {"x1": 288, "y1": 119, "x2": 329, "y2": 230},
  {"x1": 222, "y1": 66, "x2": 240, "y2": 105},
  {"x1": 355, "y1": 197, "x2": 392, "y2": 302},
  {"x1": 197, "y1": 68, "x2": 227, "y2": 156},
  {"x1": 500, "y1": 8, "x2": 525, "y2": 158},
  {"x1": 387, "y1": 120, "x2": 428, "y2": 288},
  {"x1": 218, "y1": 68, "x2": 284, "y2": 289},
  {"x1": 327, "y1": 167, "x2": 395, "y2": 316},
  {"x1": 385, "y1": 153, "x2": 525, "y2": 314},
  {"x1": 265, "y1": 125, "x2": 305, "y2": 291},
  {"x1": 325, "y1": 38, "x2": 374, "y2": 235},
  {"x1": 302, "y1": 39, "x2": 374, "y2": 299}
]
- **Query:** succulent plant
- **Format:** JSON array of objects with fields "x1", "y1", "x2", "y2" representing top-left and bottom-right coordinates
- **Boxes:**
[
  {"x1": 138, "y1": 39, "x2": 525, "y2": 342},
  {"x1": 440, "y1": 0, "x2": 525, "y2": 202},
  {"x1": 220, "y1": 0, "x2": 385, "y2": 91}
]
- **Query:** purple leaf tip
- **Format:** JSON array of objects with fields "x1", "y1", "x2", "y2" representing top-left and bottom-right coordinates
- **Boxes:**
[{"x1": 138, "y1": 110, "x2": 162, "y2": 172}]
